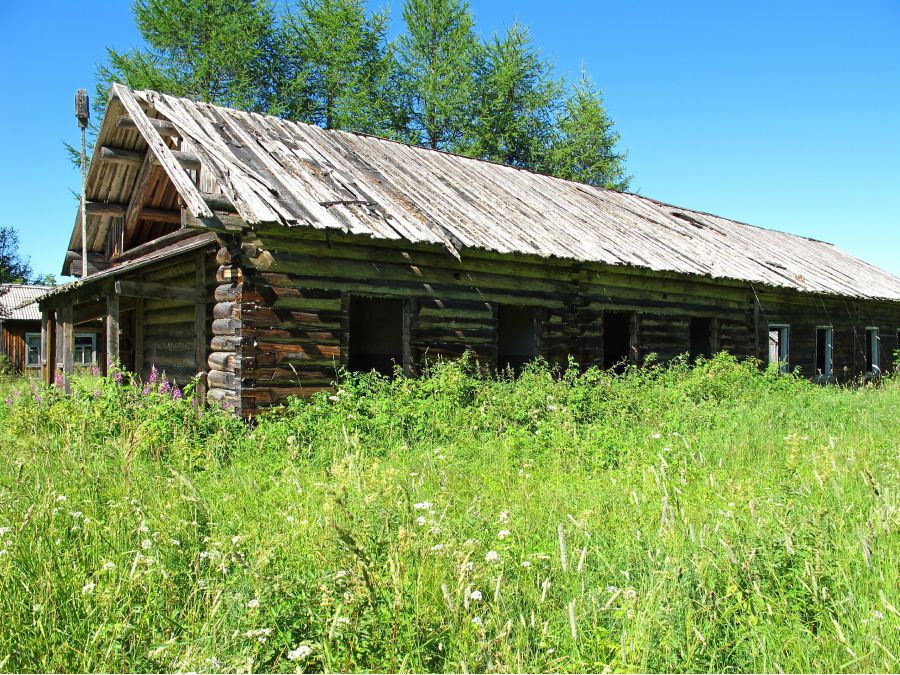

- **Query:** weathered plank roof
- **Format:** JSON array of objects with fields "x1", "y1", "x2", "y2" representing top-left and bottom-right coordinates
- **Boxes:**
[
  {"x1": 0, "y1": 285, "x2": 47, "y2": 321},
  {"x1": 75, "y1": 86, "x2": 900, "y2": 301}
]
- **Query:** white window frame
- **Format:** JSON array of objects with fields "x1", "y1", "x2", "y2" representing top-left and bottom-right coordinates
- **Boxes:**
[
  {"x1": 74, "y1": 332, "x2": 97, "y2": 367},
  {"x1": 865, "y1": 327, "x2": 880, "y2": 375},
  {"x1": 24, "y1": 332, "x2": 42, "y2": 368},
  {"x1": 768, "y1": 324, "x2": 790, "y2": 373},
  {"x1": 815, "y1": 326, "x2": 833, "y2": 380}
]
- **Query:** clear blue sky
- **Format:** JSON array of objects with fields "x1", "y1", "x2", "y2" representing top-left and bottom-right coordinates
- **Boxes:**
[{"x1": 1, "y1": 0, "x2": 898, "y2": 280}]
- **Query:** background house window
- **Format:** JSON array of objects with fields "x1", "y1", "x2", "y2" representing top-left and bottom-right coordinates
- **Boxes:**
[
  {"x1": 497, "y1": 305, "x2": 537, "y2": 372},
  {"x1": 348, "y1": 296, "x2": 403, "y2": 375},
  {"x1": 768, "y1": 324, "x2": 789, "y2": 372},
  {"x1": 74, "y1": 333, "x2": 97, "y2": 366},
  {"x1": 865, "y1": 327, "x2": 880, "y2": 374},
  {"x1": 25, "y1": 332, "x2": 42, "y2": 368},
  {"x1": 815, "y1": 326, "x2": 833, "y2": 378}
]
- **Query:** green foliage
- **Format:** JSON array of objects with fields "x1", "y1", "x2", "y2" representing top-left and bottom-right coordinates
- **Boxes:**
[
  {"x1": 104, "y1": 0, "x2": 282, "y2": 112},
  {"x1": 279, "y1": 0, "x2": 395, "y2": 133},
  {"x1": 469, "y1": 23, "x2": 562, "y2": 168},
  {"x1": 394, "y1": 0, "x2": 482, "y2": 150},
  {"x1": 1, "y1": 355, "x2": 898, "y2": 672},
  {"x1": 0, "y1": 226, "x2": 34, "y2": 285},
  {"x1": 543, "y1": 69, "x2": 632, "y2": 190}
]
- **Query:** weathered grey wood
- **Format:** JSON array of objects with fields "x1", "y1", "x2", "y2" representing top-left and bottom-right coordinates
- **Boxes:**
[
  {"x1": 85, "y1": 201, "x2": 127, "y2": 217},
  {"x1": 194, "y1": 253, "x2": 208, "y2": 404},
  {"x1": 100, "y1": 145, "x2": 201, "y2": 171},
  {"x1": 59, "y1": 305, "x2": 74, "y2": 394},
  {"x1": 116, "y1": 114, "x2": 180, "y2": 138},
  {"x1": 115, "y1": 279, "x2": 205, "y2": 303},
  {"x1": 112, "y1": 84, "x2": 212, "y2": 219},
  {"x1": 134, "y1": 297, "x2": 144, "y2": 376},
  {"x1": 106, "y1": 294, "x2": 120, "y2": 370},
  {"x1": 41, "y1": 309, "x2": 55, "y2": 387},
  {"x1": 182, "y1": 210, "x2": 247, "y2": 233},
  {"x1": 202, "y1": 192, "x2": 237, "y2": 213}
]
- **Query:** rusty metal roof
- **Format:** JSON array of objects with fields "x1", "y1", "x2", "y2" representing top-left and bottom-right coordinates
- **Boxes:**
[
  {"x1": 0, "y1": 285, "x2": 47, "y2": 321},
  {"x1": 76, "y1": 87, "x2": 900, "y2": 301}
]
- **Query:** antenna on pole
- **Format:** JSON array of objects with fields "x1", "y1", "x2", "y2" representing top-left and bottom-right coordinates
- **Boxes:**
[{"x1": 75, "y1": 89, "x2": 90, "y2": 278}]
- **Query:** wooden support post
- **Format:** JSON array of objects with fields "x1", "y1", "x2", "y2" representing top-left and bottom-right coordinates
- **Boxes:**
[
  {"x1": 402, "y1": 298, "x2": 414, "y2": 376},
  {"x1": 106, "y1": 294, "x2": 120, "y2": 373},
  {"x1": 194, "y1": 254, "x2": 208, "y2": 405},
  {"x1": 43, "y1": 309, "x2": 57, "y2": 387},
  {"x1": 134, "y1": 298, "x2": 144, "y2": 378},
  {"x1": 41, "y1": 310, "x2": 51, "y2": 385},
  {"x1": 59, "y1": 305, "x2": 74, "y2": 394}
]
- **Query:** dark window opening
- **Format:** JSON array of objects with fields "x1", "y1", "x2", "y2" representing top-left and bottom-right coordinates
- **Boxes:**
[
  {"x1": 815, "y1": 327, "x2": 833, "y2": 377},
  {"x1": 689, "y1": 317, "x2": 714, "y2": 363},
  {"x1": 603, "y1": 311, "x2": 634, "y2": 371},
  {"x1": 497, "y1": 305, "x2": 537, "y2": 372},
  {"x1": 865, "y1": 327, "x2": 880, "y2": 374},
  {"x1": 768, "y1": 325, "x2": 789, "y2": 372},
  {"x1": 348, "y1": 296, "x2": 404, "y2": 376}
]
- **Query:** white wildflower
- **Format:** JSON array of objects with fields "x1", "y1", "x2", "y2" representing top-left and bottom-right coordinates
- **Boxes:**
[
  {"x1": 69, "y1": 511, "x2": 83, "y2": 519},
  {"x1": 485, "y1": 550, "x2": 500, "y2": 563},
  {"x1": 430, "y1": 544, "x2": 445, "y2": 551},
  {"x1": 32, "y1": 604, "x2": 43, "y2": 613},
  {"x1": 231, "y1": 535, "x2": 241, "y2": 545},
  {"x1": 497, "y1": 529, "x2": 511, "y2": 540},
  {"x1": 102, "y1": 561, "x2": 116, "y2": 571},
  {"x1": 0, "y1": 549, "x2": 7, "y2": 557},
  {"x1": 81, "y1": 581, "x2": 95, "y2": 595},
  {"x1": 471, "y1": 616, "x2": 482, "y2": 626},
  {"x1": 248, "y1": 598, "x2": 260, "y2": 609},
  {"x1": 55, "y1": 495, "x2": 67, "y2": 503},
  {"x1": 470, "y1": 590, "x2": 483, "y2": 601},
  {"x1": 287, "y1": 645, "x2": 312, "y2": 661},
  {"x1": 498, "y1": 511, "x2": 510, "y2": 523},
  {"x1": 413, "y1": 501, "x2": 433, "y2": 510},
  {"x1": 141, "y1": 539, "x2": 152, "y2": 550},
  {"x1": 138, "y1": 521, "x2": 149, "y2": 533},
  {"x1": 170, "y1": 539, "x2": 181, "y2": 547},
  {"x1": 520, "y1": 560, "x2": 532, "y2": 568},
  {"x1": 244, "y1": 628, "x2": 272, "y2": 639},
  {"x1": 652, "y1": 433, "x2": 661, "y2": 439},
  {"x1": 286, "y1": 515, "x2": 296, "y2": 524},
  {"x1": 416, "y1": 516, "x2": 427, "y2": 527},
  {"x1": 0, "y1": 527, "x2": 11, "y2": 536},
  {"x1": 872, "y1": 609, "x2": 885, "y2": 620}
]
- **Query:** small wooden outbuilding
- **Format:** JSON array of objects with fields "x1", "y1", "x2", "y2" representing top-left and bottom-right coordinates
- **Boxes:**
[{"x1": 31, "y1": 85, "x2": 900, "y2": 414}]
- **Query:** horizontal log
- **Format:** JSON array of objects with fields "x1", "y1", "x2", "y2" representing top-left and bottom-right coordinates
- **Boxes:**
[
  {"x1": 202, "y1": 192, "x2": 237, "y2": 213},
  {"x1": 99, "y1": 145, "x2": 200, "y2": 170},
  {"x1": 184, "y1": 210, "x2": 247, "y2": 233},
  {"x1": 208, "y1": 369, "x2": 236, "y2": 389},
  {"x1": 86, "y1": 201, "x2": 180, "y2": 223},
  {"x1": 116, "y1": 114, "x2": 180, "y2": 138},
  {"x1": 115, "y1": 280, "x2": 205, "y2": 302}
]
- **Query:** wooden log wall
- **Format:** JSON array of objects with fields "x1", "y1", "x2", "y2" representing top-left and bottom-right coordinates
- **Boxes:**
[
  {"x1": 132, "y1": 253, "x2": 215, "y2": 385},
  {"x1": 202, "y1": 226, "x2": 899, "y2": 415},
  {"x1": 0, "y1": 322, "x2": 40, "y2": 373}
]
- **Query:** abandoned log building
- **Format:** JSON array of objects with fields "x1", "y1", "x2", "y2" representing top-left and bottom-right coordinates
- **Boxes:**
[{"x1": 32, "y1": 85, "x2": 900, "y2": 415}]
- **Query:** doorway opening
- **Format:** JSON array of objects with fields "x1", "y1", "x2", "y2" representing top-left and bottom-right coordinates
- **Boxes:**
[
  {"x1": 603, "y1": 311, "x2": 634, "y2": 371},
  {"x1": 497, "y1": 305, "x2": 537, "y2": 372},
  {"x1": 689, "y1": 317, "x2": 715, "y2": 363},
  {"x1": 348, "y1": 296, "x2": 404, "y2": 375}
]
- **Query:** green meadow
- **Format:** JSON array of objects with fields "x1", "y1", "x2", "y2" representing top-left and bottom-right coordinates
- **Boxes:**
[{"x1": 0, "y1": 355, "x2": 898, "y2": 673}]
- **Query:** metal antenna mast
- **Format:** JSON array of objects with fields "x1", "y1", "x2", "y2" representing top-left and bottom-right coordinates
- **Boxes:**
[{"x1": 75, "y1": 89, "x2": 90, "y2": 278}]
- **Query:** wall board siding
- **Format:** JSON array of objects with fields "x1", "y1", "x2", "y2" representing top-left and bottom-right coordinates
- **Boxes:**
[{"x1": 200, "y1": 229, "x2": 900, "y2": 416}]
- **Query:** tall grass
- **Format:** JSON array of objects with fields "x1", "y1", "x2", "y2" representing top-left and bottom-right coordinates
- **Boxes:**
[{"x1": 0, "y1": 354, "x2": 897, "y2": 673}]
